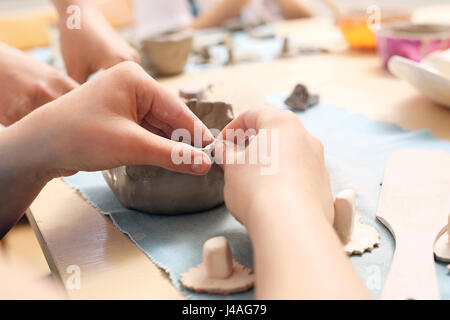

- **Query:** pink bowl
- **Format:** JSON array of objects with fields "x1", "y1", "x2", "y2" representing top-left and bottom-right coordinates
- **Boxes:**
[{"x1": 376, "y1": 24, "x2": 450, "y2": 69}]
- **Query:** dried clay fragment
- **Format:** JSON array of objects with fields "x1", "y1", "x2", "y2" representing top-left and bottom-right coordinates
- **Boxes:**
[
  {"x1": 334, "y1": 189, "x2": 379, "y2": 255},
  {"x1": 279, "y1": 37, "x2": 296, "y2": 58},
  {"x1": 284, "y1": 84, "x2": 319, "y2": 111},
  {"x1": 434, "y1": 214, "x2": 450, "y2": 263},
  {"x1": 180, "y1": 237, "x2": 254, "y2": 294}
]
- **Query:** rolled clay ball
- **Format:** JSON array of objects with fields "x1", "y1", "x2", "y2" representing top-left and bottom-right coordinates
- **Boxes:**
[{"x1": 103, "y1": 100, "x2": 234, "y2": 215}]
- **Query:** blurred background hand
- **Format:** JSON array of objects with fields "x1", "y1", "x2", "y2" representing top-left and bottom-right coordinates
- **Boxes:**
[{"x1": 0, "y1": 42, "x2": 78, "y2": 126}]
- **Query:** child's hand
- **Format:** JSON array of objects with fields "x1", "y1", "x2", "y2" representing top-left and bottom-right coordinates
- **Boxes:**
[
  {"x1": 216, "y1": 108, "x2": 334, "y2": 226},
  {"x1": 12, "y1": 62, "x2": 213, "y2": 180},
  {"x1": 0, "y1": 43, "x2": 78, "y2": 126},
  {"x1": 58, "y1": 4, "x2": 140, "y2": 83}
]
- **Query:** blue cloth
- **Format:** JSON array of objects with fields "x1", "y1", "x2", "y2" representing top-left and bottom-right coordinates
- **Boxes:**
[{"x1": 64, "y1": 95, "x2": 450, "y2": 299}]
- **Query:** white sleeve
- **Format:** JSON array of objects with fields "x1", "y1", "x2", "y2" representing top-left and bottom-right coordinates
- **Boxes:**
[{"x1": 132, "y1": 0, "x2": 194, "y2": 38}]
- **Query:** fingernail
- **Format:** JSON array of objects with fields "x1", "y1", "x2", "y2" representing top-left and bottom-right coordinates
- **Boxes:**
[{"x1": 191, "y1": 153, "x2": 211, "y2": 174}]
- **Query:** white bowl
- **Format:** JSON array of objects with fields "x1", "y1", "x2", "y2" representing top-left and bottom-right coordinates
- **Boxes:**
[{"x1": 388, "y1": 54, "x2": 450, "y2": 108}]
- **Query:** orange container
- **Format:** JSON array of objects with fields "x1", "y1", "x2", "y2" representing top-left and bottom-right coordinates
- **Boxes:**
[{"x1": 338, "y1": 9, "x2": 410, "y2": 51}]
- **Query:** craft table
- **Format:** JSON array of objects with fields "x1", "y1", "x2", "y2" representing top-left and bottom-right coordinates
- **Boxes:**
[{"x1": 28, "y1": 15, "x2": 450, "y2": 299}]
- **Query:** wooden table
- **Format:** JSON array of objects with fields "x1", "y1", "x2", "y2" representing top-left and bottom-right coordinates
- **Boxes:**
[{"x1": 28, "y1": 16, "x2": 450, "y2": 299}]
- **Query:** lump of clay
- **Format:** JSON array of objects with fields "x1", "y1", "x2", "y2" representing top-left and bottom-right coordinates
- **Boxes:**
[
  {"x1": 103, "y1": 99, "x2": 234, "y2": 215},
  {"x1": 333, "y1": 189, "x2": 379, "y2": 255},
  {"x1": 179, "y1": 83, "x2": 206, "y2": 101},
  {"x1": 141, "y1": 30, "x2": 193, "y2": 76},
  {"x1": 434, "y1": 213, "x2": 450, "y2": 263},
  {"x1": 284, "y1": 84, "x2": 319, "y2": 111},
  {"x1": 180, "y1": 236, "x2": 254, "y2": 294}
]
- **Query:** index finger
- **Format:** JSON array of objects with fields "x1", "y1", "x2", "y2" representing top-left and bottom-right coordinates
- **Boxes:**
[{"x1": 141, "y1": 77, "x2": 214, "y2": 147}]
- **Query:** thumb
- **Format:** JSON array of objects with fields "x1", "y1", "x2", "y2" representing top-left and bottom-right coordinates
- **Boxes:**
[{"x1": 124, "y1": 125, "x2": 212, "y2": 175}]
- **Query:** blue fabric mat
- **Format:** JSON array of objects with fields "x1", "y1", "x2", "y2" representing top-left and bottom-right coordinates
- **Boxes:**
[{"x1": 64, "y1": 94, "x2": 450, "y2": 299}]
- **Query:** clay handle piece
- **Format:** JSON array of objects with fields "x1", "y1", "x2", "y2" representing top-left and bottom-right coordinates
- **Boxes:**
[
  {"x1": 333, "y1": 189, "x2": 356, "y2": 244},
  {"x1": 203, "y1": 236, "x2": 233, "y2": 279}
]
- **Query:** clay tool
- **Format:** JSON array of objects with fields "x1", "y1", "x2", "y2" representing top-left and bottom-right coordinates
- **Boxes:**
[{"x1": 377, "y1": 149, "x2": 450, "y2": 300}]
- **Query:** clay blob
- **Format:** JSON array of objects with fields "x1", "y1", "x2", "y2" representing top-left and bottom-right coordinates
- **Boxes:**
[
  {"x1": 179, "y1": 83, "x2": 207, "y2": 101},
  {"x1": 333, "y1": 189, "x2": 380, "y2": 255},
  {"x1": 180, "y1": 236, "x2": 254, "y2": 294},
  {"x1": 434, "y1": 214, "x2": 450, "y2": 263},
  {"x1": 285, "y1": 84, "x2": 319, "y2": 111},
  {"x1": 141, "y1": 30, "x2": 193, "y2": 76},
  {"x1": 103, "y1": 99, "x2": 234, "y2": 215}
]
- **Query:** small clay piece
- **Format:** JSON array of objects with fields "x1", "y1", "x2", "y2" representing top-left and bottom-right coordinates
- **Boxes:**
[
  {"x1": 333, "y1": 189, "x2": 380, "y2": 255},
  {"x1": 226, "y1": 43, "x2": 235, "y2": 65},
  {"x1": 279, "y1": 37, "x2": 296, "y2": 58},
  {"x1": 447, "y1": 264, "x2": 450, "y2": 271},
  {"x1": 434, "y1": 213, "x2": 450, "y2": 263},
  {"x1": 103, "y1": 100, "x2": 234, "y2": 215},
  {"x1": 246, "y1": 25, "x2": 276, "y2": 40},
  {"x1": 284, "y1": 84, "x2": 319, "y2": 111},
  {"x1": 179, "y1": 83, "x2": 206, "y2": 101},
  {"x1": 180, "y1": 236, "x2": 254, "y2": 294},
  {"x1": 141, "y1": 30, "x2": 193, "y2": 76}
]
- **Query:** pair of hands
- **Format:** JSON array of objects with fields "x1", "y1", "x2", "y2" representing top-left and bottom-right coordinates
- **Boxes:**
[
  {"x1": 0, "y1": 2, "x2": 138, "y2": 126},
  {"x1": 9, "y1": 61, "x2": 332, "y2": 227}
]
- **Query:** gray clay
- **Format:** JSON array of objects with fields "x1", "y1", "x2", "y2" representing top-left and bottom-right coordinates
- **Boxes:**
[
  {"x1": 103, "y1": 99, "x2": 234, "y2": 215},
  {"x1": 284, "y1": 84, "x2": 319, "y2": 111}
]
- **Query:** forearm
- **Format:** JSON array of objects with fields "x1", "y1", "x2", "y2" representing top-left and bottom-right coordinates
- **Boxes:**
[
  {"x1": 247, "y1": 189, "x2": 370, "y2": 299},
  {"x1": 0, "y1": 116, "x2": 53, "y2": 239},
  {"x1": 51, "y1": 0, "x2": 93, "y2": 13},
  {"x1": 191, "y1": 0, "x2": 251, "y2": 29},
  {"x1": 276, "y1": 0, "x2": 314, "y2": 19}
]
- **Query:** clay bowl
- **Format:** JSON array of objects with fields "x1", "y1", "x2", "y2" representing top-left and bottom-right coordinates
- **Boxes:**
[
  {"x1": 103, "y1": 100, "x2": 234, "y2": 215},
  {"x1": 141, "y1": 30, "x2": 193, "y2": 76}
]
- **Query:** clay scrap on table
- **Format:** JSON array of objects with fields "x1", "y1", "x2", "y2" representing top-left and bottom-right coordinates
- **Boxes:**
[
  {"x1": 333, "y1": 189, "x2": 380, "y2": 255},
  {"x1": 180, "y1": 236, "x2": 254, "y2": 294},
  {"x1": 279, "y1": 37, "x2": 296, "y2": 58},
  {"x1": 284, "y1": 84, "x2": 319, "y2": 111},
  {"x1": 225, "y1": 39, "x2": 260, "y2": 66},
  {"x1": 434, "y1": 213, "x2": 450, "y2": 263},
  {"x1": 103, "y1": 99, "x2": 234, "y2": 215}
]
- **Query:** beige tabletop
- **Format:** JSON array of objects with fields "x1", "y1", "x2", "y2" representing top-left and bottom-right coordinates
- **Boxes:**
[{"x1": 28, "y1": 15, "x2": 450, "y2": 299}]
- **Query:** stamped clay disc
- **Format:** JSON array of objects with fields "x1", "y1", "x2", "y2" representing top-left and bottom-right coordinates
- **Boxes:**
[
  {"x1": 180, "y1": 261, "x2": 254, "y2": 295},
  {"x1": 344, "y1": 215, "x2": 380, "y2": 255},
  {"x1": 434, "y1": 231, "x2": 450, "y2": 263}
]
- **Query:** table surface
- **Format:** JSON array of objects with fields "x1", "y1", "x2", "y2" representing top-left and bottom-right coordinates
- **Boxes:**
[{"x1": 28, "y1": 15, "x2": 450, "y2": 299}]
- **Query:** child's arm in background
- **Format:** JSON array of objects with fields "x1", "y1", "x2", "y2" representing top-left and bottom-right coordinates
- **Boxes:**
[
  {"x1": 216, "y1": 108, "x2": 370, "y2": 299},
  {"x1": 51, "y1": 0, "x2": 139, "y2": 83},
  {"x1": 190, "y1": 0, "x2": 251, "y2": 29},
  {"x1": 277, "y1": 0, "x2": 314, "y2": 19}
]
